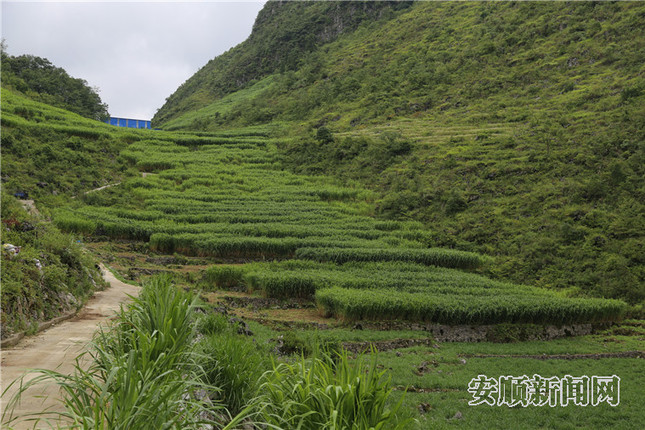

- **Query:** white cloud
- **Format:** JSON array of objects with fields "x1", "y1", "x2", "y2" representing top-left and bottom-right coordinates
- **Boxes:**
[{"x1": 1, "y1": 1, "x2": 266, "y2": 119}]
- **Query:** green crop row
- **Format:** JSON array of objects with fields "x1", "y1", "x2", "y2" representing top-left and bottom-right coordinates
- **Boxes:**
[
  {"x1": 149, "y1": 233, "x2": 395, "y2": 258},
  {"x1": 54, "y1": 213, "x2": 153, "y2": 241},
  {"x1": 295, "y1": 246, "x2": 486, "y2": 269},
  {"x1": 204, "y1": 260, "x2": 555, "y2": 299},
  {"x1": 315, "y1": 287, "x2": 627, "y2": 325}
]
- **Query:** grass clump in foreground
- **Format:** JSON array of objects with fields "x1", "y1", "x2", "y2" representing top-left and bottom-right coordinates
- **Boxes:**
[
  {"x1": 257, "y1": 347, "x2": 410, "y2": 429},
  {"x1": 2, "y1": 275, "x2": 407, "y2": 429}
]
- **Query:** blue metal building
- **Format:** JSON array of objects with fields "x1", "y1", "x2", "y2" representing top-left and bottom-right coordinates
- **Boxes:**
[{"x1": 104, "y1": 117, "x2": 151, "y2": 129}]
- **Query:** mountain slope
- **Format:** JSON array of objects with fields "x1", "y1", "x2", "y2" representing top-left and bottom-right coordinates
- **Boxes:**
[
  {"x1": 152, "y1": 0, "x2": 411, "y2": 125},
  {"x1": 153, "y1": 1, "x2": 644, "y2": 305},
  {"x1": 0, "y1": 89, "x2": 136, "y2": 203}
]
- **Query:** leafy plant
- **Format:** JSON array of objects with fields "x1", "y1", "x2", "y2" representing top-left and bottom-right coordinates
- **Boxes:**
[
  {"x1": 256, "y1": 348, "x2": 409, "y2": 429},
  {"x1": 197, "y1": 332, "x2": 270, "y2": 416}
]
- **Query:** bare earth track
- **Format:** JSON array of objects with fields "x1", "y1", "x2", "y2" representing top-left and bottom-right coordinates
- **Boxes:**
[{"x1": 0, "y1": 265, "x2": 139, "y2": 429}]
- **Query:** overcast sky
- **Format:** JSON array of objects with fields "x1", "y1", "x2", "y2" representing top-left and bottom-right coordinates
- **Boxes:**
[{"x1": 1, "y1": 1, "x2": 266, "y2": 119}]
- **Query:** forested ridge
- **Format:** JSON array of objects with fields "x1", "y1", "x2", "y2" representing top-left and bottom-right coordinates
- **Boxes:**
[{"x1": 1, "y1": 44, "x2": 108, "y2": 121}]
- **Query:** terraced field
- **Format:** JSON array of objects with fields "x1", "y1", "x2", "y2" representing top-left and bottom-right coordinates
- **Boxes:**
[{"x1": 54, "y1": 133, "x2": 626, "y2": 327}]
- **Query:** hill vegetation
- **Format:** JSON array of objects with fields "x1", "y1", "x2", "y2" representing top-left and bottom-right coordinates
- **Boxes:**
[
  {"x1": 1, "y1": 44, "x2": 109, "y2": 121},
  {"x1": 0, "y1": 84, "x2": 138, "y2": 337},
  {"x1": 0, "y1": 89, "x2": 137, "y2": 203},
  {"x1": 155, "y1": 0, "x2": 645, "y2": 305},
  {"x1": 53, "y1": 134, "x2": 626, "y2": 327},
  {"x1": 0, "y1": 45, "x2": 124, "y2": 337},
  {"x1": 5, "y1": 98, "x2": 638, "y2": 428},
  {"x1": 0, "y1": 190, "x2": 107, "y2": 338}
]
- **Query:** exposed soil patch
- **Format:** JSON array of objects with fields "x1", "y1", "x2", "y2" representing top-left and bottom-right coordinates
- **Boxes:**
[
  {"x1": 145, "y1": 256, "x2": 182, "y2": 265},
  {"x1": 84, "y1": 182, "x2": 121, "y2": 194},
  {"x1": 175, "y1": 264, "x2": 212, "y2": 274},
  {"x1": 127, "y1": 266, "x2": 174, "y2": 278},
  {"x1": 247, "y1": 307, "x2": 332, "y2": 325},
  {"x1": 18, "y1": 199, "x2": 39, "y2": 216},
  {"x1": 213, "y1": 294, "x2": 313, "y2": 310},
  {"x1": 244, "y1": 315, "x2": 334, "y2": 331},
  {"x1": 342, "y1": 338, "x2": 436, "y2": 353},
  {"x1": 202, "y1": 291, "x2": 334, "y2": 327},
  {"x1": 394, "y1": 386, "x2": 460, "y2": 393},
  {"x1": 414, "y1": 360, "x2": 440, "y2": 376}
]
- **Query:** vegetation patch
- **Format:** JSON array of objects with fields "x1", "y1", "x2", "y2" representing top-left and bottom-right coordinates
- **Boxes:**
[
  {"x1": 295, "y1": 246, "x2": 487, "y2": 268},
  {"x1": 0, "y1": 191, "x2": 106, "y2": 339},
  {"x1": 316, "y1": 287, "x2": 625, "y2": 325}
]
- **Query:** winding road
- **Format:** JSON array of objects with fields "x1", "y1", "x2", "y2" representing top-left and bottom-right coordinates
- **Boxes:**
[{"x1": 0, "y1": 265, "x2": 139, "y2": 429}]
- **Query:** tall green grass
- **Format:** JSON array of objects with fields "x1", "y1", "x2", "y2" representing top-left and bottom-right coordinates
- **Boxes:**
[
  {"x1": 256, "y1": 348, "x2": 409, "y2": 429},
  {"x1": 198, "y1": 333, "x2": 270, "y2": 416},
  {"x1": 3, "y1": 275, "x2": 413, "y2": 429},
  {"x1": 296, "y1": 246, "x2": 486, "y2": 269},
  {"x1": 316, "y1": 287, "x2": 627, "y2": 325},
  {"x1": 204, "y1": 260, "x2": 549, "y2": 300}
]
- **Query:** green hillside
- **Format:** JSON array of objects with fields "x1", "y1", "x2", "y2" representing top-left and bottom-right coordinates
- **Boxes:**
[
  {"x1": 0, "y1": 189, "x2": 108, "y2": 338},
  {"x1": 5, "y1": 96, "x2": 637, "y2": 429},
  {"x1": 153, "y1": 0, "x2": 412, "y2": 125},
  {"x1": 0, "y1": 89, "x2": 126, "y2": 337},
  {"x1": 1, "y1": 48, "x2": 109, "y2": 121},
  {"x1": 155, "y1": 1, "x2": 645, "y2": 305},
  {"x1": 53, "y1": 133, "x2": 626, "y2": 326},
  {"x1": 0, "y1": 89, "x2": 139, "y2": 204}
]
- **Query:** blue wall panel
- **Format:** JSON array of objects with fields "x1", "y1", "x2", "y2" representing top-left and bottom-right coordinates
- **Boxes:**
[{"x1": 105, "y1": 117, "x2": 152, "y2": 129}]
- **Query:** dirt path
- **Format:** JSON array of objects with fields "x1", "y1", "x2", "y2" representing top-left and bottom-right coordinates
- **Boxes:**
[
  {"x1": 18, "y1": 200, "x2": 39, "y2": 217},
  {"x1": 84, "y1": 182, "x2": 121, "y2": 194},
  {"x1": 0, "y1": 265, "x2": 140, "y2": 429}
]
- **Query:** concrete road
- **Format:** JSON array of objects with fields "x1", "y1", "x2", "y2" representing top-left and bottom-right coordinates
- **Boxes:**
[{"x1": 0, "y1": 265, "x2": 139, "y2": 429}]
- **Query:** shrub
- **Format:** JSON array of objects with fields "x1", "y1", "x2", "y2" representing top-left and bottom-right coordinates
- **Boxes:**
[
  {"x1": 202, "y1": 266, "x2": 246, "y2": 290},
  {"x1": 196, "y1": 312, "x2": 229, "y2": 335}
]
